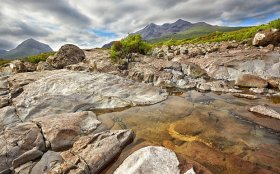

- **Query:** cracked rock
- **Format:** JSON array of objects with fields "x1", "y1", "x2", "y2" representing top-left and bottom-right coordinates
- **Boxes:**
[
  {"x1": 0, "y1": 122, "x2": 45, "y2": 173},
  {"x1": 32, "y1": 111, "x2": 101, "y2": 151}
]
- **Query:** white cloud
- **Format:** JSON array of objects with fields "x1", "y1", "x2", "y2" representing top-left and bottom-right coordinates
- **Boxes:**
[{"x1": 0, "y1": 0, "x2": 279, "y2": 50}]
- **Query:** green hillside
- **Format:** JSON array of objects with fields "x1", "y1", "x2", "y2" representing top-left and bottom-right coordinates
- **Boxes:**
[
  {"x1": 149, "y1": 25, "x2": 243, "y2": 43},
  {"x1": 153, "y1": 18, "x2": 280, "y2": 46}
]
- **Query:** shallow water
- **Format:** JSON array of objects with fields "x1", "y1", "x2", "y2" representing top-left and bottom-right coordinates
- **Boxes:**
[{"x1": 98, "y1": 90, "x2": 280, "y2": 174}]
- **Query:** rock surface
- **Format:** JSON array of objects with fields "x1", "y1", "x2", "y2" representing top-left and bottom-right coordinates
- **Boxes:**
[
  {"x1": 13, "y1": 70, "x2": 167, "y2": 120},
  {"x1": 235, "y1": 74, "x2": 268, "y2": 88},
  {"x1": 249, "y1": 105, "x2": 280, "y2": 120},
  {"x1": 49, "y1": 130, "x2": 134, "y2": 174},
  {"x1": 47, "y1": 44, "x2": 85, "y2": 69},
  {"x1": 114, "y1": 146, "x2": 181, "y2": 174},
  {"x1": 0, "y1": 106, "x2": 21, "y2": 130},
  {"x1": 0, "y1": 122, "x2": 45, "y2": 172},
  {"x1": 32, "y1": 111, "x2": 101, "y2": 151}
]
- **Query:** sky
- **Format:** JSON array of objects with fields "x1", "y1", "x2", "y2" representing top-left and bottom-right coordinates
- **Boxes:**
[{"x1": 0, "y1": 0, "x2": 279, "y2": 50}]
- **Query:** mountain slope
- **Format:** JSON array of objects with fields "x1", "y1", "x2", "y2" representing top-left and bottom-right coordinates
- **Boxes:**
[
  {"x1": 1, "y1": 39, "x2": 53, "y2": 59},
  {"x1": 149, "y1": 25, "x2": 243, "y2": 43},
  {"x1": 134, "y1": 19, "x2": 243, "y2": 42},
  {"x1": 0, "y1": 49, "x2": 7, "y2": 55},
  {"x1": 135, "y1": 19, "x2": 194, "y2": 40}
]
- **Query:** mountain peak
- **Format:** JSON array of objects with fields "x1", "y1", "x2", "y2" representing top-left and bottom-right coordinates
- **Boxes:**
[{"x1": 1, "y1": 39, "x2": 53, "y2": 59}]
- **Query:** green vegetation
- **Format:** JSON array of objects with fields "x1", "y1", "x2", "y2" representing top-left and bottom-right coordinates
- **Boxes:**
[
  {"x1": 149, "y1": 26, "x2": 243, "y2": 43},
  {"x1": 23, "y1": 52, "x2": 55, "y2": 64},
  {"x1": 110, "y1": 34, "x2": 151, "y2": 63},
  {"x1": 153, "y1": 18, "x2": 280, "y2": 46},
  {"x1": 0, "y1": 59, "x2": 11, "y2": 66}
]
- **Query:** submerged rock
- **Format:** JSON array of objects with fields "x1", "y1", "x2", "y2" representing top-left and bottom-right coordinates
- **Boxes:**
[
  {"x1": 249, "y1": 105, "x2": 280, "y2": 120},
  {"x1": 13, "y1": 70, "x2": 167, "y2": 120},
  {"x1": 114, "y1": 146, "x2": 181, "y2": 174},
  {"x1": 235, "y1": 74, "x2": 268, "y2": 88}
]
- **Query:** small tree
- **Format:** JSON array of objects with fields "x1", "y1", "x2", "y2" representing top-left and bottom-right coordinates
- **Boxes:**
[{"x1": 110, "y1": 34, "x2": 151, "y2": 63}]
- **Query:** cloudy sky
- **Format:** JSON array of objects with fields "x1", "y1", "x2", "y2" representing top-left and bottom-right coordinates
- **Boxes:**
[{"x1": 0, "y1": 0, "x2": 279, "y2": 50}]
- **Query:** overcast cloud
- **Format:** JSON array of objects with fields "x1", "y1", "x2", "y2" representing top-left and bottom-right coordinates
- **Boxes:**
[{"x1": 0, "y1": 0, "x2": 279, "y2": 50}]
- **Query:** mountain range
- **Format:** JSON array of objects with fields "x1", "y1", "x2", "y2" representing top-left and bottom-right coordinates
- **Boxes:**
[
  {"x1": 0, "y1": 39, "x2": 53, "y2": 59},
  {"x1": 134, "y1": 19, "x2": 243, "y2": 42}
]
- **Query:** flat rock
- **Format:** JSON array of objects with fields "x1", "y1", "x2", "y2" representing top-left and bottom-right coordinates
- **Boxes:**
[
  {"x1": 114, "y1": 146, "x2": 181, "y2": 174},
  {"x1": 13, "y1": 70, "x2": 167, "y2": 120},
  {"x1": 12, "y1": 147, "x2": 43, "y2": 168},
  {"x1": 0, "y1": 122, "x2": 45, "y2": 173},
  {"x1": 8, "y1": 71, "x2": 58, "y2": 98},
  {"x1": 235, "y1": 74, "x2": 268, "y2": 88},
  {"x1": 233, "y1": 93, "x2": 259, "y2": 100},
  {"x1": 32, "y1": 111, "x2": 101, "y2": 151},
  {"x1": 249, "y1": 105, "x2": 280, "y2": 120},
  {"x1": 49, "y1": 130, "x2": 134, "y2": 174}
]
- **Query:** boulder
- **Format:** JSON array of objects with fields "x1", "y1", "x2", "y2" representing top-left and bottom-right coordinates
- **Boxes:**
[
  {"x1": 13, "y1": 70, "x2": 167, "y2": 120},
  {"x1": 0, "y1": 122, "x2": 45, "y2": 173},
  {"x1": 252, "y1": 29, "x2": 280, "y2": 47},
  {"x1": 47, "y1": 44, "x2": 85, "y2": 69},
  {"x1": 114, "y1": 146, "x2": 181, "y2": 174},
  {"x1": 235, "y1": 74, "x2": 268, "y2": 88},
  {"x1": 12, "y1": 147, "x2": 43, "y2": 168},
  {"x1": 49, "y1": 130, "x2": 134, "y2": 174},
  {"x1": 32, "y1": 111, "x2": 101, "y2": 151},
  {"x1": 249, "y1": 105, "x2": 280, "y2": 120}
]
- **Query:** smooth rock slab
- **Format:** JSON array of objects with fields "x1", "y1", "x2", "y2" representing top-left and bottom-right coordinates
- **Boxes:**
[
  {"x1": 114, "y1": 146, "x2": 181, "y2": 174},
  {"x1": 14, "y1": 70, "x2": 168, "y2": 120},
  {"x1": 249, "y1": 105, "x2": 280, "y2": 120},
  {"x1": 32, "y1": 111, "x2": 101, "y2": 151}
]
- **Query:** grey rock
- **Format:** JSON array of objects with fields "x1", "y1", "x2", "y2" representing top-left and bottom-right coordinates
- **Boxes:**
[
  {"x1": 182, "y1": 63, "x2": 208, "y2": 79},
  {"x1": 13, "y1": 70, "x2": 167, "y2": 120},
  {"x1": 30, "y1": 151, "x2": 63, "y2": 174},
  {"x1": 114, "y1": 146, "x2": 181, "y2": 174},
  {"x1": 0, "y1": 106, "x2": 21, "y2": 130},
  {"x1": 12, "y1": 147, "x2": 43, "y2": 168},
  {"x1": 0, "y1": 122, "x2": 45, "y2": 172},
  {"x1": 32, "y1": 111, "x2": 101, "y2": 151},
  {"x1": 50, "y1": 130, "x2": 134, "y2": 174}
]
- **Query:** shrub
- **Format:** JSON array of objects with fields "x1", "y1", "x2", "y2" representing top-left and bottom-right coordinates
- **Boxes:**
[
  {"x1": 110, "y1": 34, "x2": 151, "y2": 63},
  {"x1": 24, "y1": 52, "x2": 55, "y2": 64},
  {"x1": 269, "y1": 18, "x2": 280, "y2": 29}
]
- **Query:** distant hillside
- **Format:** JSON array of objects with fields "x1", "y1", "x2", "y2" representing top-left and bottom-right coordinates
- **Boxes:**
[
  {"x1": 0, "y1": 39, "x2": 53, "y2": 59},
  {"x1": 0, "y1": 49, "x2": 7, "y2": 55},
  {"x1": 135, "y1": 19, "x2": 206, "y2": 40},
  {"x1": 102, "y1": 41, "x2": 117, "y2": 49},
  {"x1": 149, "y1": 25, "x2": 244, "y2": 43},
  {"x1": 153, "y1": 18, "x2": 280, "y2": 46}
]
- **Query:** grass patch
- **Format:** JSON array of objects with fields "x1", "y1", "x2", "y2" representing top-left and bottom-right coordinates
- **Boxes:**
[
  {"x1": 23, "y1": 52, "x2": 55, "y2": 64},
  {"x1": 0, "y1": 59, "x2": 11, "y2": 67}
]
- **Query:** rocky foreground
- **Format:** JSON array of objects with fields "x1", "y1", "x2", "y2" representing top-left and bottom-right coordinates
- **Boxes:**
[{"x1": 0, "y1": 30, "x2": 280, "y2": 174}]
